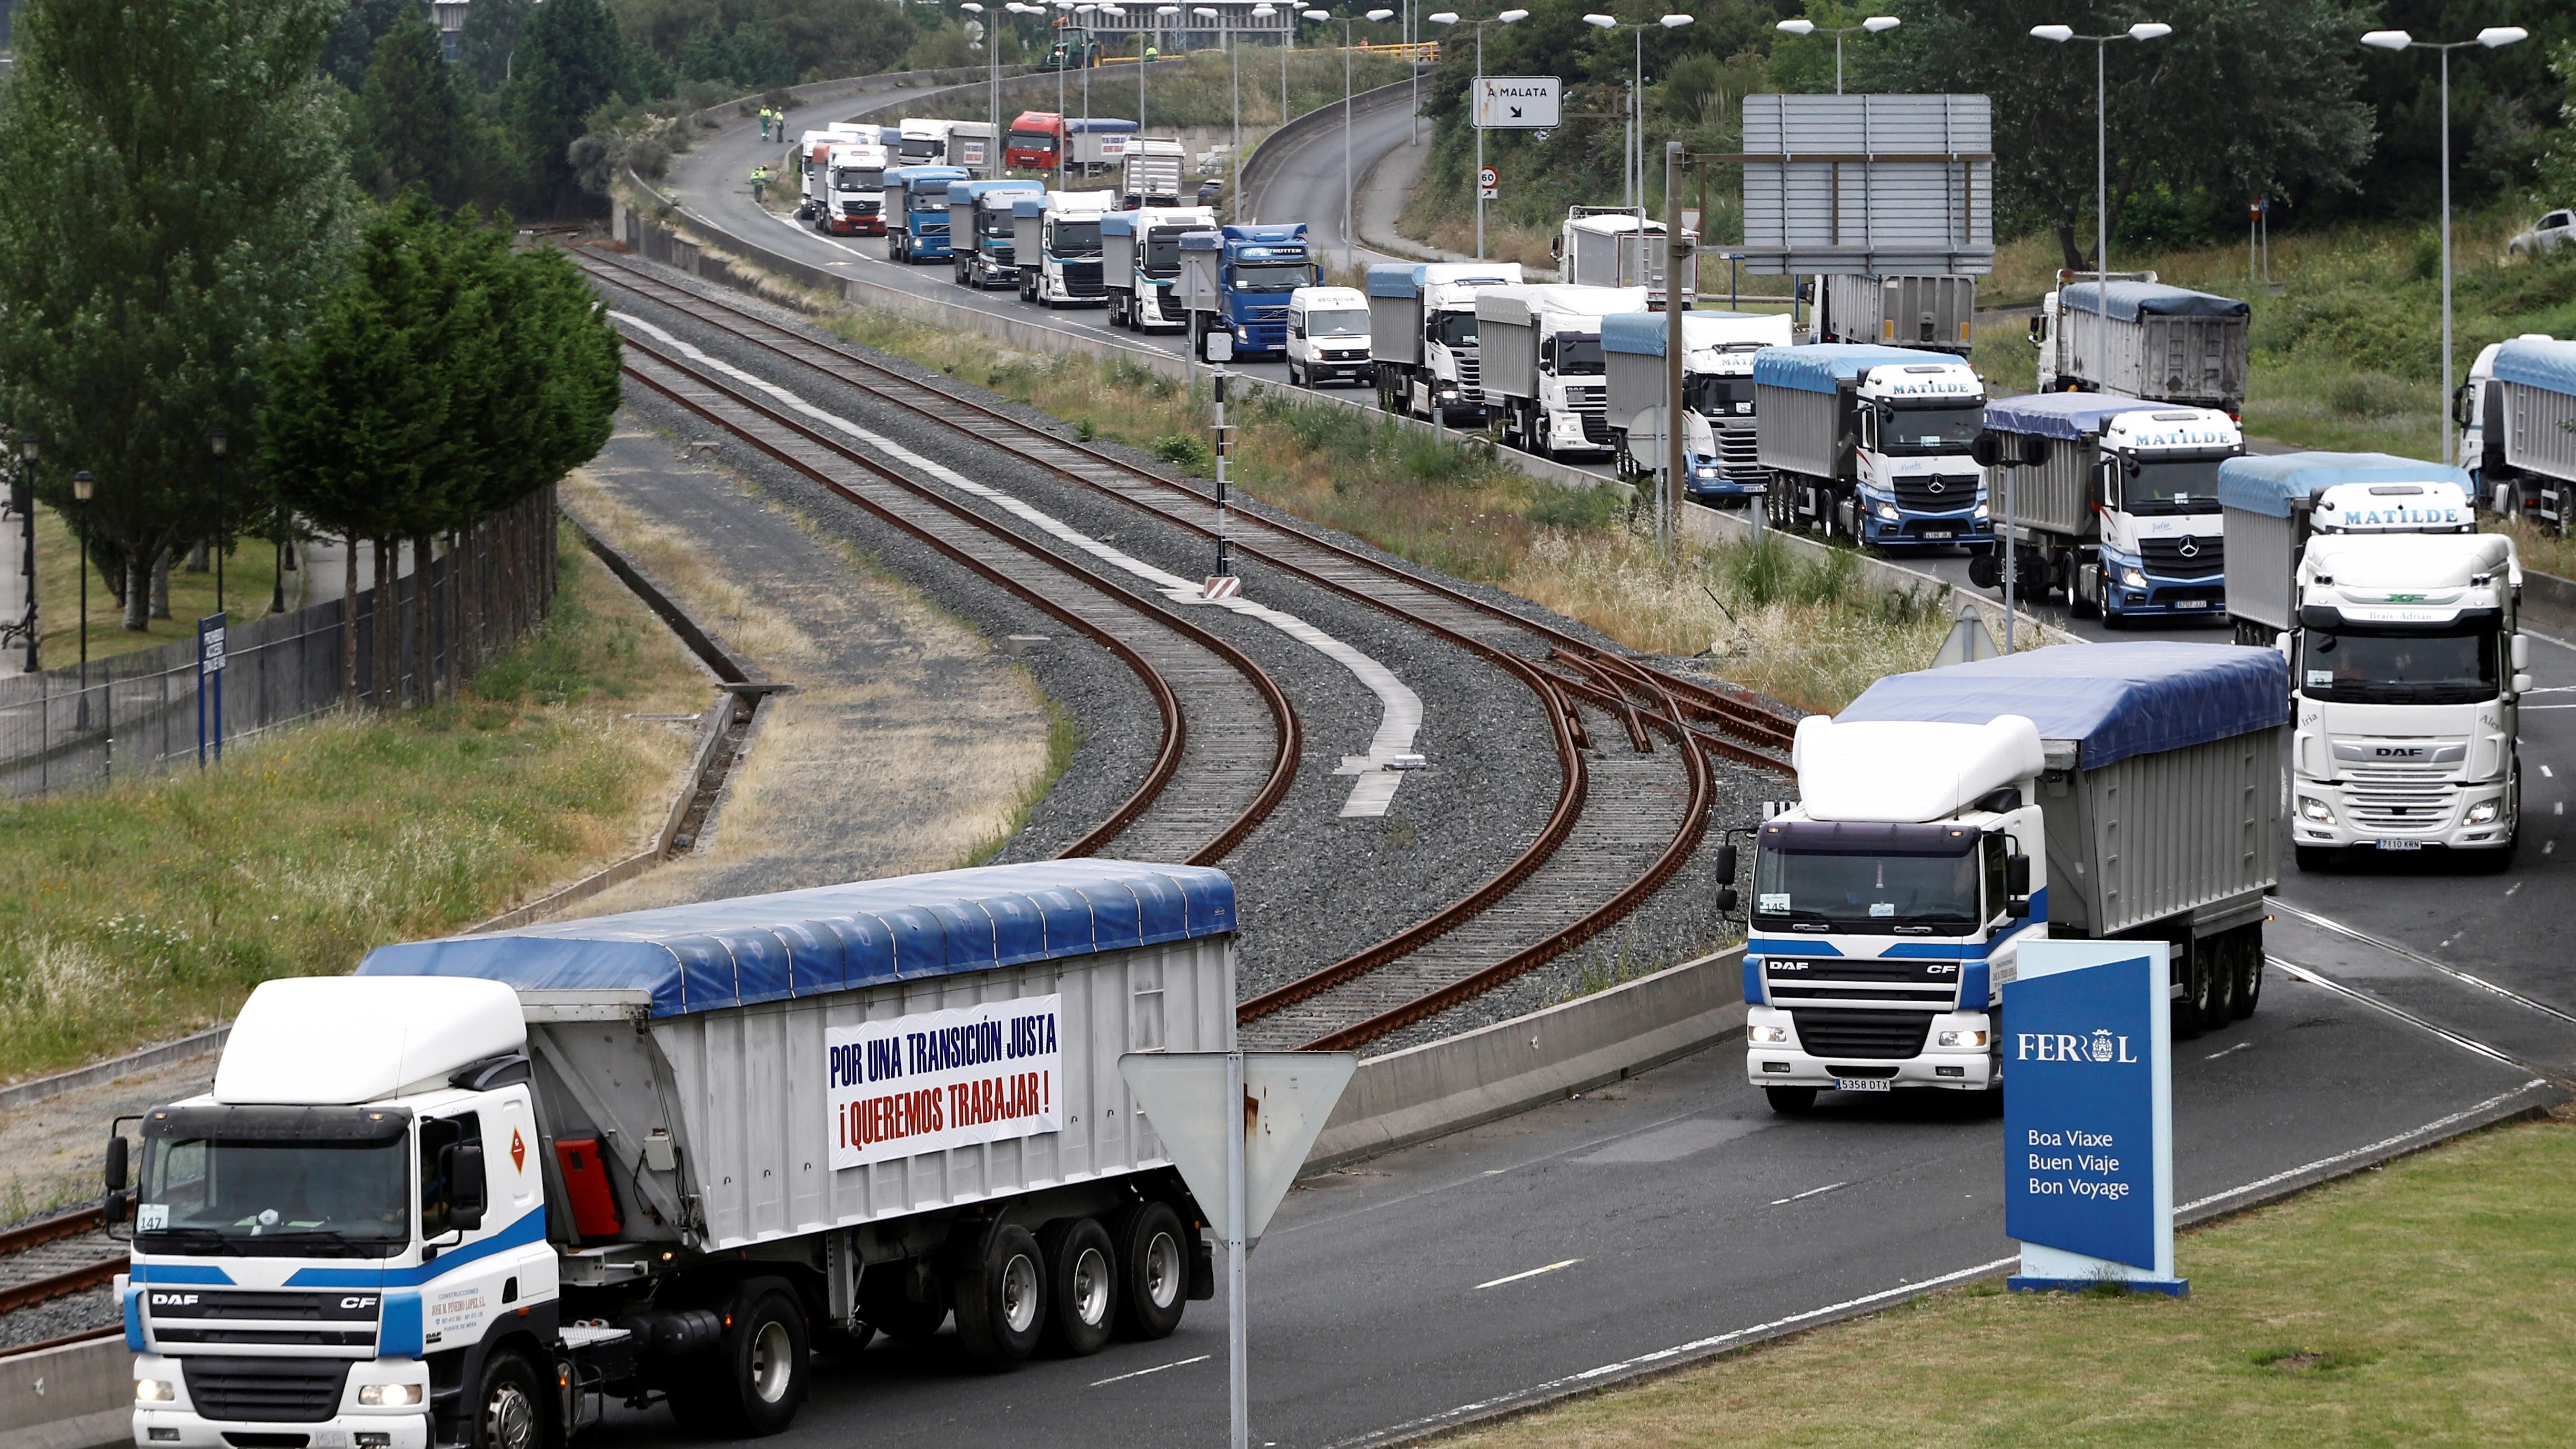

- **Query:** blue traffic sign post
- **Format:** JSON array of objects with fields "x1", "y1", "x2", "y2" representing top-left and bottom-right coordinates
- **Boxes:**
[
  {"x1": 196, "y1": 614, "x2": 226, "y2": 767},
  {"x1": 2003, "y1": 939, "x2": 2186, "y2": 1296}
]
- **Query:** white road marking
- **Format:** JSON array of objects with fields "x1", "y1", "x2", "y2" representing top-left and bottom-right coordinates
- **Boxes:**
[
  {"x1": 1769, "y1": 1181, "x2": 1846, "y2": 1205},
  {"x1": 1090, "y1": 1354, "x2": 1212, "y2": 1387},
  {"x1": 759, "y1": 206, "x2": 882, "y2": 264},
  {"x1": 1475, "y1": 1258, "x2": 1582, "y2": 1291},
  {"x1": 2543, "y1": 764, "x2": 2557, "y2": 779},
  {"x1": 2271, "y1": 900, "x2": 2576, "y2": 1027},
  {"x1": 613, "y1": 313, "x2": 1427, "y2": 815},
  {"x1": 2174, "y1": 1080, "x2": 2553, "y2": 1215},
  {"x1": 2205, "y1": 1040, "x2": 2254, "y2": 1060},
  {"x1": 2508, "y1": 880, "x2": 2523, "y2": 896},
  {"x1": 2557, "y1": 801, "x2": 2564, "y2": 815},
  {"x1": 2266, "y1": 957, "x2": 2524, "y2": 1069}
]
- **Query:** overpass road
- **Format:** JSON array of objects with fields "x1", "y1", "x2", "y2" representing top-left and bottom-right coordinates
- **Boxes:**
[{"x1": 633, "y1": 85, "x2": 2576, "y2": 1449}]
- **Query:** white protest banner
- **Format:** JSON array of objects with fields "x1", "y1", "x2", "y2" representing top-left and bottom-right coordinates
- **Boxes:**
[{"x1": 826, "y1": 993, "x2": 1062, "y2": 1169}]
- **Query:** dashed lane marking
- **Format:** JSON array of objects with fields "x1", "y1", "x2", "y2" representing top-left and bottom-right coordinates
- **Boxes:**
[
  {"x1": 1091, "y1": 1354, "x2": 1212, "y2": 1387},
  {"x1": 1475, "y1": 1259, "x2": 1582, "y2": 1291},
  {"x1": 1770, "y1": 1181, "x2": 1846, "y2": 1205}
]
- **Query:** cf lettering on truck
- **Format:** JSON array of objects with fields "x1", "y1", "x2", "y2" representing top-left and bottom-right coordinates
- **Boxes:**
[
  {"x1": 115, "y1": 861, "x2": 1229, "y2": 1446},
  {"x1": 1745, "y1": 643, "x2": 2286, "y2": 1112}
]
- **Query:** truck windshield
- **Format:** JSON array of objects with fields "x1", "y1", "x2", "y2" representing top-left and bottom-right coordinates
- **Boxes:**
[
  {"x1": 1009, "y1": 132, "x2": 1055, "y2": 150},
  {"x1": 2122, "y1": 455, "x2": 2225, "y2": 516},
  {"x1": 1232, "y1": 263, "x2": 1312, "y2": 293},
  {"x1": 1686, "y1": 376, "x2": 1755, "y2": 416},
  {"x1": 909, "y1": 191, "x2": 947, "y2": 214},
  {"x1": 1556, "y1": 338, "x2": 1605, "y2": 375},
  {"x1": 1306, "y1": 309, "x2": 1368, "y2": 338},
  {"x1": 1144, "y1": 230, "x2": 1188, "y2": 274},
  {"x1": 1753, "y1": 841, "x2": 1983, "y2": 932},
  {"x1": 1431, "y1": 311, "x2": 1477, "y2": 349},
  {"x1": 1880, "y1": 403, "x2": 1985, "y2": 456},
  {"x1": 137, "y1": 1136, "x2": 410, "y2": 1257},
  {"x1": 1051, "y1": 220, "x2": 1103, "y2": 256},
  {"x1": 900, "y1": 141, "x2": 943, "y2": 162},
  {"x1": 835, "y1": 170, "x2": 881, "y2": 192},
  {"x1": 981, "y1": 215, "x2": 1014, "y2": 239},
  {"x1": 2302, "y1": 622, "x2": 2499, "y2": 705}
]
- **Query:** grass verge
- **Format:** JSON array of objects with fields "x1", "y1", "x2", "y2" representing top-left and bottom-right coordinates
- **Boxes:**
[
  {"x1": 1453, "y1": 1116, "x2": 2576, "y2": 1449},
  {"x1": 0, "y1": 524, "x2": 708, "y2": 1081},
  {"x1": 26, "y1": 503, "x2": 285, "y2": 666}
]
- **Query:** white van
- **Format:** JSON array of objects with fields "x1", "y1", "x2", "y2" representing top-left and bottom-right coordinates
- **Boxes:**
[{"x1": 1286, "y1": 286, "x2": 1373, "y2": 388}]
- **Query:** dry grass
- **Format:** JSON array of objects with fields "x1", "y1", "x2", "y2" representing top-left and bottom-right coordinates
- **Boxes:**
[{"x1": 1454, "y1": 1119, "x2": 2576, "y2": 1449}]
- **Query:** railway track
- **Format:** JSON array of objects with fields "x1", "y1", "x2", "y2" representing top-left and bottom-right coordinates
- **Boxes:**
[
  {"x1": 578, "y1": 246, "x2": 1797, "y2": 1048},
  {"x1": 0, "y1": 1204, "x2": 122, "y2": 1317}
]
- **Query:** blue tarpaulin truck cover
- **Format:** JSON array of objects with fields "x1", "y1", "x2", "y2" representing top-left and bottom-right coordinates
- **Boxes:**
[
  {"x1": 1364, "y1": 261, "x2": 1519, "y2": 297},
  {"x1": 1068, "y1": 118, "x2": 1140, "y2": 135},
  {"x1": 2215, "y1": 451, "x2": 2472, "y2": 518},
  {"x1": 355, "y1": 861, "x2": 1236, "y2": 1019},
  {"x1": 1752, "y1": 343, "x2": 1943, "y2": 395},
  {"x1": 1834, "y1": 642, "x2": 2288, "y2": 771},
  {"x1": 2058, "y1": 281, "x2": 2251, "y2": 322},
  {"x1": 1983, "y1": 389, "x2": 2156, "y2": 440},
  {"x1": 2494, "y1": 337, "x2": 2576, "y2": 395}
]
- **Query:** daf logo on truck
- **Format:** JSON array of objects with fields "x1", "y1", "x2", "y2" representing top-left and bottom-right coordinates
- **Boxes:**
[{"x1": 150, "y1": 1293, "x2": 198, "y2": 1306}]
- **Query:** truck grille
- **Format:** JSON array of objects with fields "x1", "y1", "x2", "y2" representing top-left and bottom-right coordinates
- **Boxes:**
[
  {"x1": 2343, "y1": 772, "x2": 2456, "y2": 833},
  {"x1": 1789, "y1": 1009, "x2": 1934, "y2": 1060},
  {"x1": 2139, "y1": 534, "x2": 2223, "y2": 579},
  {"x1": 1573, "y1": 390, "x2": 1609, "y2": 444},
  {"x1": 842, "y1": 200, "x2": 879, "y2": 215},
  {"x1": 1064, "y1": 260, "x2": 1105, "y2": 295},
  {"x1": 181, "y1": 1359, "x2": 351, "y2": 1424},
  {"x1": 1716, "y1": 425, "x2": 1767, "y2": 482},
  {"x1": 1456, "y1": 356, "x2": 1482, "y2": 401},
  {"x1": 1891, "y1": 475, "x2": 1977, "y2": 512}
]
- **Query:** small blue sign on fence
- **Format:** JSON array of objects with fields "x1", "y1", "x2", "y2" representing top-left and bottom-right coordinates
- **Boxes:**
[
  {"x1": 195, "y1": 613, "x2": 226, "y2": 767},
  {"x1": 2003, "y1": 939, "x2": 2185, "y2": 1296}
]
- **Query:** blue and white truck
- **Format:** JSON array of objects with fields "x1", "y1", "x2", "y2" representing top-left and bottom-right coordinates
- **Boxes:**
[
  {"x1": 949, "y1": 178, "x2": 1045, "y2": 288},
  {"x1": 112, "y1": 861, "x2": 1231, "y2": 1445},
  {"x1": 2462, "y1": 335, "x2": 2576, "y2": 534},
  {"x1": 884, "y1": 165, "x2": 970, "y2": 263},
  {"x1": 1175, "y1": 223, "x2": 1317, "y2": 361},
  {"x1": 1968, "y1": 391, "x2": 2241, "y2": 621},
  {"x1": 1012, "y1": 189, "x2": 1117, "y2": 307},
  {"x1": 1753, "y1": 343, "x2": 1994, "y2": 548},
  {"x1": 1599, "y1": 309, "x2": 1794, "y2": 505},
  {"x1": 1745, "y1": 644, "x2": 2286, "y2": 1112}
]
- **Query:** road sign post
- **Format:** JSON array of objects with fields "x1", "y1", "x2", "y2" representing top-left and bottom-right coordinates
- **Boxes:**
[
  {"x1": 2002, "y1": 939, "x2": 2186, "y2": 1295},
  {"x1": 196, "y1": 613, "x2": 227, "y2": 767},
  {"x1": 1119, "y1": 1050, "x2": 1360, "y2": 1449},
  {"x1": 1477, "y1": 164, "x2": 1497, "y2": 200}
]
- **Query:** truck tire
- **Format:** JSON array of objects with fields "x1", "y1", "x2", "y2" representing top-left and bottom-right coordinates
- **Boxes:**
[
  {"x1": 2197, "y1": 936, "x2": 2237, "y2": 1033},
  {"x1": 1968, "y1": 551, "x2": 1999, "y2": 589},
  {"x1": 859, "y1": 1265, "x2": 949, "y2": 1343},
  {"x1": 953, "y1": 1224, "x2": 1047, "y2": 1364},
  {"x1": 2293, "y1": 844, "x2": 2334, "y2": 872},
  {"x1": 1037, "y1": 1217, "x2": 1119, "y2": 1356},
  {"x1": 469, "y1": 1350, "x2": 545, "y2": 1449},
  {"x1": 1110, "y1": 1201, "x2": 1189, "y2": 1341},
  {"x1": 668, "y1": 1280, "x2": 809, "y2": 1437},
  {"x1": 2232, "y1": 930, "x2": 2263, "y2": 1020},
  {"x1": 2170, "y1": 946, "x2": 2210, "y2": 1041},
  {"x1": 1765, "y1": 1085, "x2": 1816, "y2": 1114}
]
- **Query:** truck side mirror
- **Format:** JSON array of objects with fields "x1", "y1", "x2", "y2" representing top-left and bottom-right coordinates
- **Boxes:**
[
  {"x1": 2027, "y1": 315, "x2": 2044, "y2": 344},
  {"x1": 447, "y1": 1139, "x2": 488, "y2": 1233},
  {"x1": 2004, "y1": 852, "x2": 2030, "y2": 917},
  {"x1": 2276, "y1": 631, "x2": 2293, "y2": 661},
  {"x1": 2019, "y1": 434, "x2": 2048, "y2": 467},
  {"x1": 2514, "y1": 673, "x2": 2534, "y2": 696},
  {"x1": 104, "y1": 1134, "x2": 128, "y2": 1193},
  {"x1": 1713, "y1": 843, "x2": 1739, "y2": 913},
  {"x1": 2513, "y1": 633, "x2": 2530, "y2": 671},
  {"x1": 1969, "y1": 432, "x2": 2002, "y2": 469},
  {"x1": 2452, "y1": 383, "x2": 2472, "y2": 427}
]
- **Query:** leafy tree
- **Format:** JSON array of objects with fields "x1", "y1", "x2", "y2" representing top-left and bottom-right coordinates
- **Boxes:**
[
  {"x1": 509, "y1": 0, "x2": 630, "y2": 216},
  {"x1": 318, "y1": 0, "x2": 412, "y2": 93},
  {"x1": 2339, "y1": 0, "x2": 2574, "y2": 223},
  {"x1": 353, "y1": 12, "x2": 487, "y2": 207},
  {"x1": 458, "y1": 0, "x2": 536, "y2": 93},
  {"x1": 0, "y1": 0, "x2": 356, "y2": 631}
]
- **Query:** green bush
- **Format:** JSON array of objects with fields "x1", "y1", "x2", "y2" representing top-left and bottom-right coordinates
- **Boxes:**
[
  {"x1": 2326, "y1": 371, "x2": 2415, "y2": 420},
  {"x1": 1523, "y1": 484, "x2": 1624, "y2": 531},
  {"x1": 1152, "y1": 433, "x2": 1213, "y2": 471}
]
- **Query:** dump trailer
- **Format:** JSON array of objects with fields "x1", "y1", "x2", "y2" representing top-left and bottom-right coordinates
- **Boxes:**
[
  {"x1": 1746, "y1": 643, "x2": 2288, "y2": 1112},
  {"x1": 1067, "y1": 118, "x2": 1139, "y2": 175},
  {"x1": 943, "y1": 120, "x2": 997, "y2": 176},
  {"x1": 1599, "y1": 309, "x2": 1793, "y2": 503},
  {"x1": 1364, "y1": 261, "x2": 1524, "y2": 424},
  {"x1": 1476, "y1": 283, "x2": 1652, "y2": 460},
  {"x1": 2034, "y1": 275, "x2": 2250, "y2": 412},
  {"x1": 115, "y1": 861, "x2": 1232, "y2": 1446},
  {"x1": 1103, "y1": 205, "x2": 1217, "y2": 330},
  {"x1": 885, "y1": 165, "x2": 970, "y2": 263},
  {"x1": 1555, "y1": 208, "x2": 1696, "y2": 307},
  {"x1": 1970, "y1": 391, "x2": 2240, "y2": 620},
  {"x1": 1754, "y1": 343, "x2": 1992, "y2": 548},
  {"x1": 950, "y1": 177, "x2": 1044, "y2": 287},
  {"x1": 1819, "y1": 273, "x2": 1976, "y2": 355},
  {"x1": 2477, "y1": 336, "x2": 2576, "y2": 535},
  {"x1": 1119, "y1": 137, "x2": 1187, "y2": 208}
]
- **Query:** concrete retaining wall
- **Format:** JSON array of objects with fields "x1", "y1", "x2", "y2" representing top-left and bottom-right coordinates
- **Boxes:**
[
  {"x1": 2, "y1": 1334, "x2": 128, "y2": 1448},
  {"x1": 2521, "y1": 565, "x2": 2576, "y2": 638}
]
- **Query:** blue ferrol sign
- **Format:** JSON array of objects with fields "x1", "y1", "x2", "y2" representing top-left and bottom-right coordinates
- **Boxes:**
[{"x1": 2002, "y1": 939, "x2": 2185, "y2": 1295}]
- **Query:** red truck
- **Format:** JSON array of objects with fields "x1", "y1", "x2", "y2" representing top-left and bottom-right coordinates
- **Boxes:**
[{"x1": 1007, "y1": 110, "x2": 1065, "y2": 171}]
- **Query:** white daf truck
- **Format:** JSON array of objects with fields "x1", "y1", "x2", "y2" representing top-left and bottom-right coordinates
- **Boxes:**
[
  {"x1": 1476, "y1": 283, "x2": 1652, "y2": 460},
  {"x1": 1364, "y1": 261, "x2": 1525, "y2": 424},
  {"x1": 110, "y1": 861, "x2": 1230, "y2": 1446},
  {"x1": 1745, "y1": 643, "x2": 2287, "y2": 1112},
  {"x1": 2219, "y1": 452, "x2": 2529, "y2": 870}
]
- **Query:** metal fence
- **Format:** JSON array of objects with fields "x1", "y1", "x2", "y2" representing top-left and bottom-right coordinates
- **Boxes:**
[{"x1": 0, "y1": 489, "x2": 558, "y2": 799}]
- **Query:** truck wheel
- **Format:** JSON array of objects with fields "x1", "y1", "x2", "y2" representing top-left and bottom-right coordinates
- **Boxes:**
[
  {"x1": 1110, "y1": 1201, "x2": 1189, "y2": 1341},
  {"x1": 2170, "y1": 948, "x2": 2210, "y2": 1042},
  {"x1": 953, "y1": 1224, "x2": 1046, "y2": 1364},
  {"x1": 1967, "y1": 551, "x2": 1999, "y2": 589},
  {"x1": 1765, "y1": 1086, "x2": 1817, "y2": 1114},
  {"x1": 2232, "y1": 930, "x2": 2263, "y2": 1020},
  {"x1": 2293, "y1": 844, "x2": 2334, "y2": 872},
  {"x1": 669, "y1": 1280, "x2": 808, "y2": 1437},
  {"x1": 470, "y1": 1350, "x2": 545, "y2": 1449},
  {"x1": 1037, "y1": 1217, "x2": 1119, "y2": 1356},
  {"x1": 2197, "y1": 937, "x2": 2237, "y2": 1033}
]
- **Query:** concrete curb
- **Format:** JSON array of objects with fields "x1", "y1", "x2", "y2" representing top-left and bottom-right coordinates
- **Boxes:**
[
  {"x1": 2519, "y1": 565, "x2": 2576, "y2": 637},
  {"x1": 0, "y1": 1027, "x2": 230, "y2": 1112},
  {"x1": 1, "y1": 1334, "x2": 132, "y2": 1443}
]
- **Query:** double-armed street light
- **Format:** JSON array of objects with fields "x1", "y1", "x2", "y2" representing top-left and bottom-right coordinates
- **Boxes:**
[
  {"x1": 1581, "y1": 13, "x2": 1693, "y2": 223},
  {"x1": 1773, "y1": 14, "x2": 1898, "y2": 96},
  {"x1": 1425, "y1": 7, "x2": 1528, "y2": 259},
  {"x1": 1307, "y1": 7, "x2": 1397, "y2": 270}
]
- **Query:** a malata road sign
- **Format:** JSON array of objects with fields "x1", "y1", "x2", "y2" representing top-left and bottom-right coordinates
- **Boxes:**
[{"x1": 1473, "y1": 76, "x2": 1559, "y2": 129}]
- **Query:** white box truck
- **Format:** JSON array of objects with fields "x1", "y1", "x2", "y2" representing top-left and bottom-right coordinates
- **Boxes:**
[
  {"x1": 1285, "y1": 285, "x2": 1374, "y2": 388},
  {"x1": 1012, "y1": 189, "x2": 1117, "y2": 306},
  {"x1": 895, "y1": 118, "x2": 955, "y2": 167},
  {"x1": 1754, "y1": 343, "x2": 1993, "y2": 549},
  {"x1": 1746, "y1": 643, "x2": 2287, "y2": 1112},
  {"x1": 1364, "y1": 261, "x2": 1524, "y2": 424},
  {"x1": 1598, "y1": 309, "x2": 1793, "y2": 505},
  {"x1": 112, "y1": 862, "x2": 1232, "y2": 1446},
  {"x1": 1968, "y1": 391, "x2": 2240, "y2": 621},
  {"x1": 2032, "y1": 273, "x2": 2250, "y2": 414},
  {"x1": 2218, "y1": 452, "x2": 2529, "y2": 870},
  {"x1": 1476, "y1": 283, "x2": 1652, "y2": 460},
  {"x1": 1819, "y1": 273, "x2": 1977, "y2": 355},
  {"x1": 2463, "y1": 335, "x2": 2576, "y2": 534},
  {"x1": 1118, "y1": 137, "x2": 1188, "y2": 208},
  {"x1": 1555, "y1": 208, "x2": 1696, "y2": 307},
  {"x1": 1102, "y1": 205, "x2": 1216, "y2": 331}
]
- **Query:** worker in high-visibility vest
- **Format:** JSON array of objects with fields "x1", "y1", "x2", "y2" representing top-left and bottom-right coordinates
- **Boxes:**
[{"x1": 750, "y1": 164, "x2": 772, "y2": 203}]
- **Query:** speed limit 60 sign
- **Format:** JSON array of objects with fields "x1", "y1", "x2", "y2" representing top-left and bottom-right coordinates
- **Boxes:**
[{"x1": 1477, "y1": 165, "x2": 1498, "y2": 200}]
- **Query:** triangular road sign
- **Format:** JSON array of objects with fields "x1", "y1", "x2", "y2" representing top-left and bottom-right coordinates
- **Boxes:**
[
  {"x1": 1120, "y1": 1051, "x2": 1359, "y2": 1246},
  {"x1": 1932, "y1": 604, "x2": 2003, "y2": 667}
]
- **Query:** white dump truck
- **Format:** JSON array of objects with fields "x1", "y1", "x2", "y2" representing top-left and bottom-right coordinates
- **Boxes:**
[
  {"x1": 1364, "y1": 261, "x2": 1525, "y2": 424},
  {"x1": 895, "y1": 118, "x2": 955, "y2": 167},
  {"x1": 1818, "y1": 273, "x2": 1977, "y2": 355},
  {"x1": 1598, "y1": 309, "x2": 1793, "y2": 504},
  {"x1": 816, "y1": 140, "x2": 892, "y2": 236},
  {"x1": 112, "y1": 862, "x2": 1231, "y2": 1446},
  {"x1": 1746, "y1": 643, "x2": 2288, "y2": 1112},
  {"x1": 1554, "y1": 207, "x2": 1696, "y2": 307},
  {"x1": 1102, "y1": 204, "x2": 1217, "y2": 330},
  {"x1": 2032, "y1": 274, "x2": 2251, "y2": 414},
  {"x1": 1476, "y1": 283, "x2": 1652, "y2": 460},
  {"x1": 1968, "y1": 391, "x2": 2241, "y2": 621},
  {"x1": 1118, "y1": 137, "x2": 1188, "y2": 208},
  {"x1": 2462, "y1": 335, "x2": 2576, "y2": 534},
  {"x1": 1753, "y1": 343, "x2": 1993, "y2": 549},
  {"x1": 1013, "y1": 189, "x2": 1116, "y2": 306},
  {"x1": 1285, "y1": 285, "x2": 1374, "y2": 389},
  {"x1": 2218, "y1": 452, "x2": 2528, "y2": 870}
]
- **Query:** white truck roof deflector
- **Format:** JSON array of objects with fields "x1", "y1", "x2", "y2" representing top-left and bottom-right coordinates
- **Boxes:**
[
  {"x1": 1792, "y1": 714, "x2": 2042, "y2": 823},
  {"x1": 215, "y1": 975, "x2": 525, "y2": 1105}
]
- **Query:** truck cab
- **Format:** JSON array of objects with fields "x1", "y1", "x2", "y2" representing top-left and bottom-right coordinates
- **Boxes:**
[
  {"x1": 885, "y1": 165, "x2": 970, "y2": 263},
  {"x1": 1178, "y1": 224, "x2": 1315, "y2": 361},
  {"x1": 949, "y1": 178, "x2": 1043, "y2": 288},
  {"x1": 1007, "y1": 110, "x2": 1064, "y2": 170},
  {"x1": 1599, "y1": 309, "x2": 1793, "y2": 505},
  {"x1": 1103, "y1": 205, "x2": 1217, "y2": 331},
  {"x1": 895, "y1": 118, "x2": 954, "y2": 167},
  {"x1": 1758, "y1": 345, "x2": 1993, "y2": 547},
  {"x1": 820, "y1": 143, "x2": 889, "y2": 235},
  {"x1": 1973, "y1": 392, "x2": 2239, "y2": 620},
  {"x1": 1363, "y1": 262, "x2": 1524, "y2": 424},
  {"x1": 1015, "y1": 190, "x2": 1115, "y2": 306},
  {"x1": 1286, "y1": 285, "x2": 1373, "y2": 388}
]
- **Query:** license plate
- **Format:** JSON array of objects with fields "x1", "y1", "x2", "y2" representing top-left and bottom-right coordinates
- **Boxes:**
[
  {"x1": 1921, "y1": 530, "x2": 1955, "y2": 540},
  {"x1": 2176, "y1": 599, "x2": 2213, "y2": 609},
  {"x1": 1835, "y1": 1077, "x2": 1893, "y2": 1093},
  {"x1": 2374, "y1": 839, "x2": 2424, "y2": 852}
]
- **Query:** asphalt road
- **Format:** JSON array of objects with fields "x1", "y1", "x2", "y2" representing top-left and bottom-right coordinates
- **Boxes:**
[{"x1": 645, "y1": 89, "x2": 2576, "y2": 1449}]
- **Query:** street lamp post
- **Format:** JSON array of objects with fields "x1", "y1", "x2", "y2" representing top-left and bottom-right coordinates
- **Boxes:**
[
  {"x1": 1154, "y1": 5, "x2": 1181, "y2": 130},
  {"x1": 958, "y1": 3, "x2": 998, "y2": 175},
  {"x1": 1582, "y1": 15, "x2": 1693, "y2": 232},
  {"x1": 11, "y1": 436, "x2": 36, "y2": 673},
  {"x1": 1773, "y1": 14, "x2": 1898, "y2": 95},
  {"x1": 1307, "y1": 8, "x2": 1396, "y2": 272},
  {"x1": 1426, "y1": 8, "x2": 1527, "y2": 261},
  {"x1": 72, "y1": 469, "x2": 93, "y2": 732},
  {"x1": 208, "y1": 428, "x2": 228, "y2": 620},
  {"x1": 2361, "y1": 26, "x2": 2528, "y2": 467}
]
